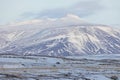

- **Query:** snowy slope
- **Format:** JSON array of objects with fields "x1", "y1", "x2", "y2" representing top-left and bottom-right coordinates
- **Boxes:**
[{"x1": 0, "y1": 14, "x2": 120, "y2": 56}]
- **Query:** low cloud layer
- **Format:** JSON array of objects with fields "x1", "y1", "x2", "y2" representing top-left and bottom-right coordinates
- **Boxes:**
[
  {"x1": 21, "y1": 0, "x2": 103, "y2": 19},
  {"x1": 1, "y1": 0, "x2": 119, "y2": 27}
]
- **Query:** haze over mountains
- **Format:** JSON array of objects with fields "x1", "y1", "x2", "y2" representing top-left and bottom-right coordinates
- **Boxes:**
[{"x1": 0, "y1": 14, "x2": 120, "y2": 56}]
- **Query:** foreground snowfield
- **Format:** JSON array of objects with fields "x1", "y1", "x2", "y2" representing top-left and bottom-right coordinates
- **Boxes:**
[{"x1": 0, "y1": 54, "x2": 120, "y2": 80}]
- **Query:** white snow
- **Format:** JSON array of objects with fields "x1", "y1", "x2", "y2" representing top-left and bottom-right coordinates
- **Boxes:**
[{"x1": 0, "y1": 54, "x2": 120, "y2": 80}]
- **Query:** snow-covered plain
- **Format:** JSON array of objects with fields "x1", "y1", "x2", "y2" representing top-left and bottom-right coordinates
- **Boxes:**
[{"x1": 0, "y1": 54, "x2": 120, "y2": 80}]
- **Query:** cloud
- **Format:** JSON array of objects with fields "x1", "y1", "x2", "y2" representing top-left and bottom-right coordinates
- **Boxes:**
[
  {"x1": 21, "y1": 0, "x2": 103, "y2": 20},
  {"x1": 8, "y1": 14, "x2": 88, "y2": 28}
]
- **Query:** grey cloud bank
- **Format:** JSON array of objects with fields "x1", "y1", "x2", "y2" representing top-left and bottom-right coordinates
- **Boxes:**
[
  {"x1": 21, "y1": 0, "x2": 103, "y2": 19},
  {"x1": 0, "y1": 0, "x2": 119, "y2": 27}
]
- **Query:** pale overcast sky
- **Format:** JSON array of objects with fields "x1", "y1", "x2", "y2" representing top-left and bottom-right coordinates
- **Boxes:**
[{"x1": 0, "y1": 0, "x2": 120, "y2": 27}]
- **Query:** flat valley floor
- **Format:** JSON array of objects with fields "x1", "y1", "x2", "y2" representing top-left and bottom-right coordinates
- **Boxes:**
[{"x1": 0, "y1": 54, "x2": 120, "y2": 80}]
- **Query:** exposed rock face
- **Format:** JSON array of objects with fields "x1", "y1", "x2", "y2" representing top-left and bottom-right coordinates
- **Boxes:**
[
  {"x1": 0, "y1": 25, "x2": 120, "y2": 56},
  {"x1": 0, "y1": 15, "x2": 120, "y2": 56}
]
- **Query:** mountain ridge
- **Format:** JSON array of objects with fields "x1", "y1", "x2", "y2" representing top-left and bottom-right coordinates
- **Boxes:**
[
  {"x1": 0, "y1": 25, "x2": 120, "y2": 56},
  {"x1": 0, "y1": 15, "x2": 120, "y2": 56}
]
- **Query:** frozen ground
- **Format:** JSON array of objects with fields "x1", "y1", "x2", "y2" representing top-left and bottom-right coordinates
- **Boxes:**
[{"x1": 0, "y1": 54, "x2": 120, "y2": 80}]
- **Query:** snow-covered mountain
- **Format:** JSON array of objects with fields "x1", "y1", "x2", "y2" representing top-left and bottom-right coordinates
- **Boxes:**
[{"x1": 0, "y1": 14, "x2": 120, "y2": 56}]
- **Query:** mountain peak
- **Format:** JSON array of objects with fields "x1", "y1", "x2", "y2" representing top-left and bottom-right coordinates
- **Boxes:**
[
  {"x1": 59, "y1": 14, "x2": 87, "y2": 25},
  {"x1": 61, "y1": 14, "x2": 82, "y2": 20},
  {"x1": 0, "y1": 24, "x2": 120, "y2": 56}
]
